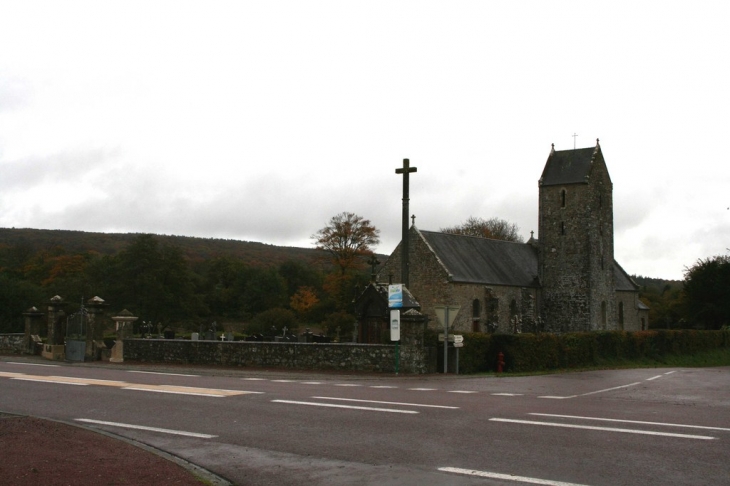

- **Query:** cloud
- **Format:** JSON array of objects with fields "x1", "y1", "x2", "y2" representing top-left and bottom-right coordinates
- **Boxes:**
[{"x1": 0, "y1": 74, "x2": 33, "y2": 113}]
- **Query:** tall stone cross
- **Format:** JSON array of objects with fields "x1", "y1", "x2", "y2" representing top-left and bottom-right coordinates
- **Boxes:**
[{"x1": 395, "y1": 158, "x2": 417, "y2": 288}]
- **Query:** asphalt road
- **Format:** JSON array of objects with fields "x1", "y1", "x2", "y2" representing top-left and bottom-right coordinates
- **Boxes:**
[{"x1": 1, "y1": 358, "x2": 728, "y2": 486}]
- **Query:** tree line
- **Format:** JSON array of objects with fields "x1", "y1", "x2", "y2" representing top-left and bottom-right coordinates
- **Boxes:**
[{"x1": 1, "y1": 214, "x2": 728, "y2": 334}]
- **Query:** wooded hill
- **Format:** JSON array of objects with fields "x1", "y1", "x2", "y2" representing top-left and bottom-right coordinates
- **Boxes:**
[{"x1": 0, "y1": 227, "x2": 326, "y2": 268}]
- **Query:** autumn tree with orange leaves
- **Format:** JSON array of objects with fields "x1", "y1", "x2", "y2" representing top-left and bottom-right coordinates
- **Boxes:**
[{"x1": 311, "y1": 212, "x2": 381, "y2": 275}]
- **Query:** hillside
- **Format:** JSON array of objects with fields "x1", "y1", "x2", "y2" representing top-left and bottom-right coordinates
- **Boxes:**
[{"x1": 0, "y1": 227, "x2": 327, "y2": 268}]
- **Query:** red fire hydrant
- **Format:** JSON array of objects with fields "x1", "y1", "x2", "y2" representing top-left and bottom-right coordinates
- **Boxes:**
[{"x1": 496, "y1": 351, "x2": 505, "y2": 373}]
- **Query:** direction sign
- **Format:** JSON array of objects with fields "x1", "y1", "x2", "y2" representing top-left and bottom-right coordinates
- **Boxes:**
[{"x1": 438, "y1": 334, "x2": 464, "y2": 343}]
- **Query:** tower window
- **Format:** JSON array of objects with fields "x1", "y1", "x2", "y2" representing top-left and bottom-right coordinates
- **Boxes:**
[{"x1": 561, "y1": 189, "x2": 566, "y2": 208}]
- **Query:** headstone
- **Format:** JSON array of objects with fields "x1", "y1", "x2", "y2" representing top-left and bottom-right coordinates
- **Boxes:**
[{"x1": 191, "y1": 332, "x2": 199, "y2": 341}]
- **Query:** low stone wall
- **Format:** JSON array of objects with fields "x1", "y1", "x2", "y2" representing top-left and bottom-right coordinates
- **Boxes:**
[
  {"x1": 123, "y1": 339, "x2": 428, "y2": 373},
  {"x1": 0, "y1": 333, "x2": 25, "y2": 353}
]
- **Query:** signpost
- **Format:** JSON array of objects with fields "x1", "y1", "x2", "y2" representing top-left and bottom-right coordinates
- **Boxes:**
[
  {"x1": 434, "y1": 305, "x2": 460, "y2": 373},
  {"x1": 388, "y1": 284, "x2": 403, "y2": 374}
]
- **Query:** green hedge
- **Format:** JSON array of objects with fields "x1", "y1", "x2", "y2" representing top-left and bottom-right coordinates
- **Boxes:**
[{"x1": 449, "y1": 329, "x2": 730, "y2": 373}]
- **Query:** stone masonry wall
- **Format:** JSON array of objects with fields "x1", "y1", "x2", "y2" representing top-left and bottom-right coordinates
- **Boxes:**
[
  {"x1": 539, "y1": 153, "x2": 615, "y2": 332},
  {"x1": 0, "y1": 333, "x2": 24, "y2": 353},
  {"x1": 124, "y1": 339, "x2": 427, "y2": 374}
]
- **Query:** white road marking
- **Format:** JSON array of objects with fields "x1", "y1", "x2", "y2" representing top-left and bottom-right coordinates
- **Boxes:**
[
  {"x1": 124, "y1": 387, "x2": 225, "y2": 397},
  {"x1": 242, "y1": 377, "x2": 267, "y2": 381},
  {"x1": 312, "y1": 396, "x2": 459, "y2": 409},
  {"x1": 75, "y1": 419, "x2": 217, "y2": 438},
  {"x1": 301, "y1": 381, "x2": 322, "y2": 385},
  {"x1": 664, "y1": 371, "x2": 677, "y2": 375},
  {"x1": 12, "y1": 377, "x2": 87, "y2": 386},
  {"x1": 538, "y1": 396, "x2": 576, "y2": 400},
  {"x1": 127, "y1": 370, "x2": 200, "y2": 377},
  {"x1": 333, "y1": 383, "x2": 362, "y2": 387},
  {"x1": 646, "y1": 375, "x2": 663, "y2": 381},
  {"x1": 6, "y1": 361, "x2": 60, "y2": 367},
  {"x1": 272, "y1": 399, "x2": 419, "y2": 414},
  {"x1": 578, "y1": 382, "x2": 641, "y2": 396},
  {"x1": 271, "y1": 379, "x2": 297, "y2": 383},
  {"x1": 529, "y1": 413, "x2": 730, "y2": 432},
  {"x1": 1, "y1": 371, "x2": 256, "y2": 397},
  {"x1": 408, "y1": 387, "x2": 437, "y2": 391},
  {"x1": 370, "y1": 385, "x2": 398, "y2": 389},
  {"x1": 489, "y1": 418, "x2": 716, "y2": 440},
  {"x1": 492, "y1": 393, "x2": 524, "y2": 396},
  {"x1": 449, "y1": 390, "x2": 478, "y2": 394},
  {"x1": 439, "y1": 466, "x2": 590, "y2": 486}
]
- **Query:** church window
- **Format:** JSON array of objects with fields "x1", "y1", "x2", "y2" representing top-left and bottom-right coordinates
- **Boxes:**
[
  {"x1": 618, "y1": 302, "x2": 624, "y2": 329},
  {"x1": 472, "y1": 299, "x2": 481, "y2": 318},
  {"x1": 601, "y1": 301, "x2": 607, "y2": 329},
  {"x1": 561, "y1": 189, "x2": 566, "y2": 208}
]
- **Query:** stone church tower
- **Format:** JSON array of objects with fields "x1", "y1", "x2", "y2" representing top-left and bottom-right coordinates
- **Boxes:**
[{"x1": 538, "y1": 140, "x2": 615, "y2": 331}]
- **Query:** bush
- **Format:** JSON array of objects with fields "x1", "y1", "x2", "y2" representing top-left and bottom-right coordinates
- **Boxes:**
[{"x1": 452, "y1": 329, "x2": 730, "y2": 373}]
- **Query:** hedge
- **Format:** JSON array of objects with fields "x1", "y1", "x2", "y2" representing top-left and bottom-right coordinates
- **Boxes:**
[{"x1": 447, "y1": 329, "x2": 730, "y2": 374}]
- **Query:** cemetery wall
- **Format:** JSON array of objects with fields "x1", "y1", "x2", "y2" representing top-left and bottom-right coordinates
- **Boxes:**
[
  {"x1": 0, "y1": 333, "x2": 24, "y2": 353},
  {"x1": 123, "y1": 339, "x2": 428, "y2": 373}
]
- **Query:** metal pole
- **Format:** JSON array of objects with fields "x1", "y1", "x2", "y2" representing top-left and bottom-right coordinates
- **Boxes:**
[
  {"x1": 443, "y1": 307, "x2": 448, "y2": 374},
  {"x1": 395, "y1": 341, "x2": 400, "y2": 375}
]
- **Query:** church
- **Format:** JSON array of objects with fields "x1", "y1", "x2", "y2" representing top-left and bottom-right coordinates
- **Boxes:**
[{"x1": 376, "y1": 140, "x2": 649, "y2": 335}]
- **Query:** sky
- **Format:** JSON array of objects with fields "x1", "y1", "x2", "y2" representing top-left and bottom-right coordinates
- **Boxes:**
[{"x1": 1, "y1": 1, "x2": 728, "y2": 281}]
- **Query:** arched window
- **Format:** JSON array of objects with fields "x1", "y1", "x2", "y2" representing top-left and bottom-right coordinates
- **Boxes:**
[{"x1": 618, "y1": 302, "x2": 624, "y2": 329}]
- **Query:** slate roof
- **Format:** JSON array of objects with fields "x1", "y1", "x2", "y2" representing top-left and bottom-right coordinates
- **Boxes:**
[
  {"x1": 419, "y1": 229, "x2": 637, "y2": 291},
  {"x1": 540, "y1": 146, "x2": 597, "y2": 186},
  {"x1": 419, "y1": 230, "x2": 540, "y2": 287}
]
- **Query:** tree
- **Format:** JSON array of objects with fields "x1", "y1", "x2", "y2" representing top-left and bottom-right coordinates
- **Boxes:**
[
  {"x1": 312, "y1": 212, "x2": 381, "y2": 275},
  {"x1": 440, "y1": 216, "x2": 523, "y2": 242},
  {"x1": 683, "y1": 254, "x2": 730, "y2": 329}
]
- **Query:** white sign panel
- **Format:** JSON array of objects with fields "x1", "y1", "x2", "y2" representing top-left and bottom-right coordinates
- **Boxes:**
[
  {"x1": 390, "y1": 309, "x2": 401, "y2": 341},
  {"x1": 388, "y1": 284, "x2": 403, "y2": 308}
]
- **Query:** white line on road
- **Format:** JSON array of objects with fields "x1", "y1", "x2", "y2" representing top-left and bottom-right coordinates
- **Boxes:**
[
  {"x1": 124, "y1": 387, "x2": 226, "y2": 397},
  {"x1": 538, "y1": 396, "x2": 577, "y2": 400},
  {"x1": 301, "y1": 381, "x2": 323, "y2": 385},
  {"x1": 646, "y1": 375, "x2": 663, "y2": 381},
  {"x1": 12, "y1": 377, "x2": 87, "y2": 385},
  {"x1": 370, "y1": 385, "x2": 398, "y2": 389},
  {"x1": 438, "y1": 466, "x2": 590, "y2": 485},
  {"x1": 492, "y1": 393, "x2": 524, "y2": 396},
  {"x1": 578, "y1": 382, "x2": 641, "y2": 396},
  {"x1": 241, "y1": 377, "x2": 267, "y2": 381},
  {"x1": 333, "y1": 383, "x2": 363, "y2": 387},
  {"x1": 529, "y1": 413, "x2": 730, "y2": 432},
  {"x1": 75, "y1": 419, "x2": 217, "y2": 438},
  {"x1": 311, "y1": 396, "x2": 459, "y2": 409},
  {"x1": 6, "y1": 362, "x2": 60, "y2": 367},
  {"x1": 271, "y1": 399, "x2": 419, "y2": 414},
  {"x1": 489, "y1": 418, "x2": 716, "y2": 440},
  {"x1": 127, "y1": 370, "x2": 200, "y2": 377},
  {"x1": 448, "y1": 390, "x2": 478, "y2": 394},
  {"x1": 408, "y1": 387, "x2": 437, "y2": 391}
]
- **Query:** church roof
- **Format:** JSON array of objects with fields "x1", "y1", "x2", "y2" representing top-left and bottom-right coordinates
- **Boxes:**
[
  {"x1": 420, "y1": 230, "x2": 540, "y2": 287},
  {"x1": 540, "y1": 145, "x2": 598, "y2": 186},
  {"x1": 419, "y1": 229, "x2": 637, "y2": 291}
]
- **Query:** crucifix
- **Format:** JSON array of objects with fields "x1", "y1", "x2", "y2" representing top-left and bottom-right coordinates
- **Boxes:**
[
  {"x1": 572, "y1": 133, "x2": 578, "y2": 149},
  {"x1": 395, "y1": 158, "x2": 417, "y2": 287}
]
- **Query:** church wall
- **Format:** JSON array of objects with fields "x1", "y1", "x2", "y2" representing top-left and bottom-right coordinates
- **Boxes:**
[{"x1": 616, "y1": 291, "x2": 643, "y2": 332}]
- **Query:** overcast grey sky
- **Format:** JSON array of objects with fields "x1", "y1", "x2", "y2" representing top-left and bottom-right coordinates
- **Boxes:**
[{"x1": 1, "y1": 1, "x2": 728, "y2": 280}]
